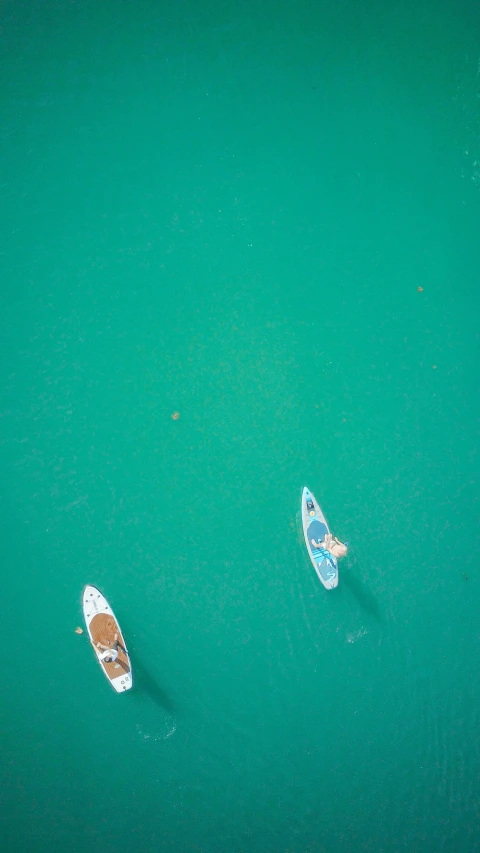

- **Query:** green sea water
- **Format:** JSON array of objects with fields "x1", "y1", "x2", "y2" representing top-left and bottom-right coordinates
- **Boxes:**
[{"x1": 1, "y1": 1, "x2": 480, "y2": 851}]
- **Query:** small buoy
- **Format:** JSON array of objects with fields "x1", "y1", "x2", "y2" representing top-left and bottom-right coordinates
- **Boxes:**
[
  {"x1": 75, "y1": 627, "x2": 83, "y2": 635},
  {"x1": 171, "y1": 411, "x2": 180, "y2": 420},
  {"x1": 417, "y1": 286, "x2": 423, "y2": 292}
]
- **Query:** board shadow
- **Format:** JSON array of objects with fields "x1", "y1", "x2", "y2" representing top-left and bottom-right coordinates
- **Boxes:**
[
  {"x1": 342, "y1": 559, "x2": 382, "y2": 623},
  {"x1": 129, "y1": 654, "x2": 176, "y2": 715}
]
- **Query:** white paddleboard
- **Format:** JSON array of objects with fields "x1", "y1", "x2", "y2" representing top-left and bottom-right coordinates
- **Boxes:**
[{"x1": 82, "y1": 585, "x2": 133, "y2": 692}]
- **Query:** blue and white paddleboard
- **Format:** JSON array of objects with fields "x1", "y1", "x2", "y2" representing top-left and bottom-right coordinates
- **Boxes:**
[{"x1": 301, "y1": 487, "x2": 338, "y2": 589}]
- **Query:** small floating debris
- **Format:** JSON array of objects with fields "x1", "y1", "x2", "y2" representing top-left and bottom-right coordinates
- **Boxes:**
[
  {"x1": 171, "y1": 411, "x2": 180, "y2": 420},
  {"x1": 347, "y1": 627, "x2": 367, "y2": 644},
  {"x1": 74, "y1": 626, "x2": 84, "y2": 635},
  {"x1": 417, "y1": 286, "x2": 424, "y2": 292}
]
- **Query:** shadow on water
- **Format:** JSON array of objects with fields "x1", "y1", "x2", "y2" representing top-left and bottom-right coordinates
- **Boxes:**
[
  {"x1": 342, "y1": 558, "x2": 382, "y2": 623},
  {"x1": 129, "y1": 654, "x2": 176, "y2": 715}
]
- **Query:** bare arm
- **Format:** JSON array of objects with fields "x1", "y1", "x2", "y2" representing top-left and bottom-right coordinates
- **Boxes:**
[{"x1": 91, "y1": 639, "x2": 108, "y2": 651}]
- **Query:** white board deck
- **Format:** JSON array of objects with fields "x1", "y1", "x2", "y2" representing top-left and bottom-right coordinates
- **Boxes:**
[{"x1": 82, "y1": 585, "x2": 133, "y2": 692}]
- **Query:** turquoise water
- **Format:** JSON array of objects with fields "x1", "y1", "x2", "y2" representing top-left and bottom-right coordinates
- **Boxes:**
[{"x1": 1, "y1": 1, "x2": 480, "y2": 851}]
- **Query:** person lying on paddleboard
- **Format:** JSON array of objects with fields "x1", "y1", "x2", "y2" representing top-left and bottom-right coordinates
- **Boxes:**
[
  {"x1": 94, "y1": 633, "x2": 120, "y2": 663},
  {"x1": 311, "y1": 533, "x2": 348, "y2": 558}
]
